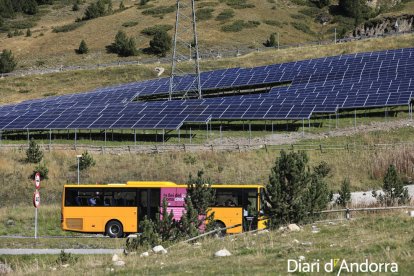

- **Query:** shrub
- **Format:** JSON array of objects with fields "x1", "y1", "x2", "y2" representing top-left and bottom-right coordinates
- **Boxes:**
[
  {"x1": 108, "y1": 30, "x2": 138, "y2": 57},
  {"x1": 216, "y1": 9, "x2": 234, "y2": 21},
  {"x1": 336, "y1": 177, "x2": 351, "y2": 207},
  {"x1": 141, "y1": 24, "x2": 173, "y2": 36},
  {"x1": 29, "y1": 162, "x2": 49, "y2": 180},
  {"x1": 56, "y1": 250, "x2": 78, "y2": 265},
  {"x1": 221, "y1": 20, "x2": 259, "y2": 32},
  {"x1": 26, "y1": 139, "x2": 43, "y2": 163},
  {"x1": 122, "y1": 21, "x2": 138, "y2": 27},
  {"x1": 0, "y1": 49, "x2": 16, "y2": 73},
  {"x1": 26, "y1": 29, "x2": 31, "y2": 37},
  {"x1": 142, "y1": 5, "x2": 175, "y2": 17},
  {"x1": 291, "y1": 22, "x2": 315, "y2": 35},
  {"x1": 119, "y1": 1, "x2": 125, "y2": 10},
  {"x1": 196, "y1": 8, "x2": 214, "y2": 21},
  {"x1": 76, "y1": 40, "x2": 89, "y2": 54},
  {"x1": 72, "y1": 3, "x2": 79, "y2": 11},
  {"x1": 219, "y1": 0, "x2": 255, "y2": 9},
  {"x1": 52, "y1": 22, "x2": 85, "y2": 33},
  {"x1": 263, "y1": 20, "x2": 282, "y2": 27},
  {"x1": 149, "y1": 30, "x2": 172, "y2": 57},
  {"x1": 79, "y1": 151, "x2": 96, "y2": 171}
]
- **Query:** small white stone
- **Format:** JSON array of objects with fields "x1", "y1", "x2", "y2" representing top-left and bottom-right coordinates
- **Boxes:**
[
  {"x1": 140, "y1": 252, "x2": 149, "y2": 257},
  {"x1": 299, "y1": 256, "x2": 306, "y2": 261},
  {"x1": 301, "y1": 242, "x2": 312, "y2": 246},
  {"x1": 293, "y1": 239, "x2": 300, "y2": 244},
  {"x1": 61, "y1": 264, "x2": 69, "y2": 268},
  {"x1": 153, "y1": 245, "x2": 168, "y2": 254},
  {"x1": 410, "y1": 211, "x2": 414, "y2": 217},
  {"x1": 112, "y1": 254, "x2": 119, "y2": 262},
  {"x1": 113, "y1": 260, "x2": 125, "y2": 267},
  {"x1": 193, "y1": 242, "x2": 202, "y2": 247},
  {"x1": 214, "y1": 248, "x2": 232, "y2": 257}
]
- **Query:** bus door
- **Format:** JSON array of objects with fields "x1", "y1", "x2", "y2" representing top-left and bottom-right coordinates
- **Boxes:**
[
  {"x1": 242, "y1": 189, "x2": 258, "y2": 231},
  {"x1": 137, "y1": 188, "x2": 160, "y2": 232}
]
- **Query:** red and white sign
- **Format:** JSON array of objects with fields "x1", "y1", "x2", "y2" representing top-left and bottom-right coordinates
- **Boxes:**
[
  {"x1": 34, "y1": 172, "x2": 41, "y2": 189},
  {"x1": 33, "y1": 190, "x2": 40, "y2": 208}
]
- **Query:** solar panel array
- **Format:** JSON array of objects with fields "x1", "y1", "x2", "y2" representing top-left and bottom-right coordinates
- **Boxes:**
[{"x1": 0, "y1": 48, "x2": 413, "y2": 130}]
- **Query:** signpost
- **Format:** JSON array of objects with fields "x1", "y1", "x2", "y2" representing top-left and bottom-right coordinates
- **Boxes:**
[{"x1": 33, "y1": 173, "x2": 41, "y2": 239}]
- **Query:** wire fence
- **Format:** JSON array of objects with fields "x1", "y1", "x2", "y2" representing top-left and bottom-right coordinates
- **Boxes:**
[
  {"x1": 1, "y1": 141, "x2": 414, "y2": 154},
  {"x1": 1, "y1": 29, "x2": 413, "y2": 79}
]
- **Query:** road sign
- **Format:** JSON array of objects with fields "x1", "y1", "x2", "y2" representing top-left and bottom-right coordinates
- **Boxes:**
[
  {"x1": 34, "y1": 172, "x2": 40, "y2": 189},
  {"x1": 33, "y1": 190, "x2": 40, "y2": 208}
]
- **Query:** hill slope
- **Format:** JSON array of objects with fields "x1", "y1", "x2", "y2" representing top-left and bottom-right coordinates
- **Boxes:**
[{"x1": 1, "y1": 0, "x2": 414, "y2": 69}]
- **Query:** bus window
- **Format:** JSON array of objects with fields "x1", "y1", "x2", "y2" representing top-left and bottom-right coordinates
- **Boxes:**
[
  {"x1": 114, "y1": 191, "x2": 136, "y2": 206},
  {"x1": 65, "y1": 188, "x2": 103, "y2": 206},
  {"x1": 243, "y1": 189, "x2": 258, "y2": 216},
  {"x1": 215, "y1": 189, "x2": 242, "y2": 207}
]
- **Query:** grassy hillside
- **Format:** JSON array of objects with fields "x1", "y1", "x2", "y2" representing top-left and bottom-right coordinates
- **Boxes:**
[
  {"x1": 1, "y1": 211, "x2": 413, "y2": 275},
  {"x1": 1, "y1": 0, "x2": 414, "y2": 69},
  {"x1": 1, "y1": 32, "x2": 414, "y2": 105}
]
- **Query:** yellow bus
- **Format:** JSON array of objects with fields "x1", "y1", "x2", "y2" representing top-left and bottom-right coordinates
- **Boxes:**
[{"x1": 61, "y1": 181, "x2": 267, "y2": 238}]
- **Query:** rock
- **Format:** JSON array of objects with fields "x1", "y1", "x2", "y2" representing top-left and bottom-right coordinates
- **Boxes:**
[
  {"x1": 301, "y1": 242, "x2": 313, "y2": 246},
  {"x1": 153, "y1": 245, "x2": 168, "y2": 254},
  {"x1": 155, "y1": 67, "x2": 165, "y2": 77},
  {"x1": 292, "y1": 239, "x2": 300, "y2": 244},
  {"x1": 6, "y1": 219, "x2": 14, "y2": 226},
  {"x1": 288, "y1": 224, "x2": 300, "y2": 232},
  {"x1": 105, "y1": 268, "x2": 115, "y2": 272},
  {"x1": 214, "y1": 248, "x2": 232, "y2": 257},
  {"x1": 299, "y1": 256, "x2": 306, "y2": 261},
  {"x1": 193, "y1": 242, "x2": 202, "y2": 247},
  {"x1": 278, "y1": 226, "x2": 287, "y2": 232},
  {"x1": 113, "y1": 260, "x2": 125, "y2": 267},
  {"x1": 311, "y1": 225, "x2": 320, "y2": 233},
  {"x1": 409, "y1": 211, "x2": 414, "y2": 217},
  {"x1": 257, "y1": 229, "x2": 269, "y2": 235},
  {"x1": 140, "y1": 252, "x2": 149, "y2": 257},
  {"x1": 61, "y1": 264, "x2": 69, "y2": 268},
  {"x1": 112, "y1": 254, "x2": 120, "y2": 262},
  {"x1": 0, "y1": 263, "x2": 12, "y2": 274}
]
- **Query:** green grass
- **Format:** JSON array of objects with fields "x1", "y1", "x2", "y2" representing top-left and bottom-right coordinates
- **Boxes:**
[{"x1": 0, "y1": 213, "x2": 413, "y2": 275}]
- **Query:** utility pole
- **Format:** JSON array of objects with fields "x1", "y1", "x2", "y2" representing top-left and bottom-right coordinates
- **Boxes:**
[{"x1": 169, "y1": 0, "x2": 202, "y2": 101}]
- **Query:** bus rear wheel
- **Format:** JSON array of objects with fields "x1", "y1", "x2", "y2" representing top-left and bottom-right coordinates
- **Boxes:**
[
  {"x1": 213, "y1": 221, "x2": 226, "y2": 237},
  {"x1": 106, "y1": 220, "x2": 124, "y2": 238}
]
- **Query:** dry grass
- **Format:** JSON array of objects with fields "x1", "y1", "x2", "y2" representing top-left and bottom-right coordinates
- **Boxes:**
[{"x1": 1, "y1": 212, "x2": 413, "y2": 275}]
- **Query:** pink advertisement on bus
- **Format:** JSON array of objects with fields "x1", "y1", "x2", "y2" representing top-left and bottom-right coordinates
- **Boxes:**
[{"x1": 160, "y1": 188, "x2": 186, "y2": 220}]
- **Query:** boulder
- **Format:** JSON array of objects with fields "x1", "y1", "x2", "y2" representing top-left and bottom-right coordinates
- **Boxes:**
[
  {"x1": 153, "y1": 245, "x2": 168, "y2": 254},
  {"x1": 214, "y1": 248, "x2": 232, "y2": 257},
  {"x1": 140, "y1": 252, "x2": 149, "y2": 257},
  {"x1": 288, "y1": 224, "x2": 300, "y2": 232}
]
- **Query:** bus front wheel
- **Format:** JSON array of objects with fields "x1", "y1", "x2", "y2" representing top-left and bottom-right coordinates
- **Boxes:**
[{"x1": 106, "y1": 220, "x2": 124, "y2": 238}]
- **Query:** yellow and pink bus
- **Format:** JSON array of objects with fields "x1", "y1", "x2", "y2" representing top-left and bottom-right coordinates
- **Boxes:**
[{"x1": 61, "y1": 181, "x2": 267, "y2": 237}]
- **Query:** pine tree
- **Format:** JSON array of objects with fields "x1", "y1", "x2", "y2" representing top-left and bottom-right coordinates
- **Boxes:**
[
  {"x1": 77, "y1": 40, "x2": 89, "y2": 54},
  {"x1": 72, "y1": 3, "x2": 79, "y2": 11},
  {"x1": 336, "y1": 177, "x2": 352, "y2": 207},
  {"x1": 264, "y1": 150, "x2": 331, "y2": 228},
  {"x1": 149, "y1": 30, "x2": 171, "y2": 57},
  {"x1": 0, "y1": 49, "x2": 17, "y2": 73},
  {"x1": 264, "y1": 33, "x2": 276, "y2": 47},
  {"x1": 155, "y1": 198, "x2": 177, "y2": 242},
  {"x1": 110, "y1": 30, "x2": 137, "y2": 57},
  {"x1": 26, "y1": 138, "x2": 43, "y2": 163},
  {"x1": 374, "y1": 164, "x2": 410, "y2": 206},
  {"x1": 78, "y1": 151, "x2": 95, "y2": 171}
]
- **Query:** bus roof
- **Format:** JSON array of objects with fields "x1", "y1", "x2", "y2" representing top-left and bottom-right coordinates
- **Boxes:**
[{"x1": 64, "y1": 181, "x2": 264, "y2": 189}]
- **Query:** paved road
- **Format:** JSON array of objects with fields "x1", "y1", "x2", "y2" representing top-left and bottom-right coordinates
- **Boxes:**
[{"x1": 0, "y1": 249, "x2": 123, "y2": 255}]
